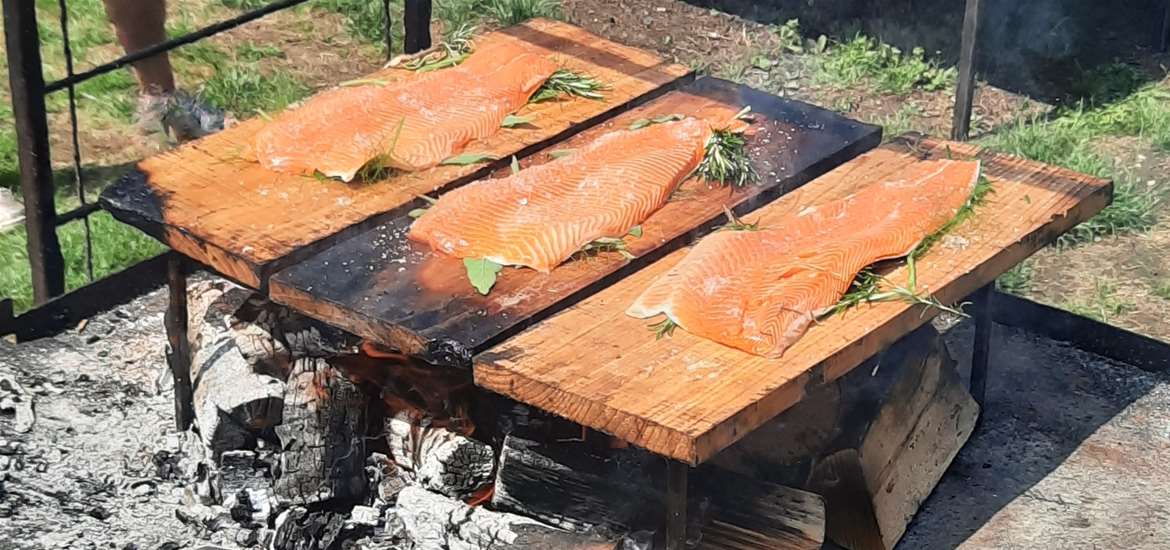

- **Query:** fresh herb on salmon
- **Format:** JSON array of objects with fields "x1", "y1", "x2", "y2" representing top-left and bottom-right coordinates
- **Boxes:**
[
  {"x1": 530, "y1": 68, "x2": 606, "y2": 103},
  {"x1": 464, "y1": 257, "x2": 503, "y2": 295}
]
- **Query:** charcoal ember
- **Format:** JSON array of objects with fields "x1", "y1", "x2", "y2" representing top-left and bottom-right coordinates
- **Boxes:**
[
  {"x1": 397, "y1": 486, "x2": 618, "y2": 550},
  {"x1": 366, "y1": 453, "x2": 408, "y2": 507},
  {"x1": 228, "y1": 487, "x2": 273, "y2": 527},
  {"x1": 272, "y1": 506, "x2": 351, "y2": 550},
  {"x1": 219, "y1": 450, "x2": 273, "y2": 496},
  {"x1": 0, "y1": 374, "x2": 35, "y2": 433}
]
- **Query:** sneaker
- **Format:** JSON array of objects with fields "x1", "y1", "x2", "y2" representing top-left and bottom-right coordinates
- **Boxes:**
[{"x1": 135, "y1": 90, "x2": 226, "y2": 143}]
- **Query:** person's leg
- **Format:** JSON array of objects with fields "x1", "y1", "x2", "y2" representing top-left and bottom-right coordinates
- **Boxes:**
[{"x1": 102, "y1": 0, "x2": 175, "y2": 95}]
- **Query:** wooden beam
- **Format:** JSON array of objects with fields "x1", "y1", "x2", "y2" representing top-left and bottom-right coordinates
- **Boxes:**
[{"x1": 951, "y1": 0, "x2": 983, "y2": 141}]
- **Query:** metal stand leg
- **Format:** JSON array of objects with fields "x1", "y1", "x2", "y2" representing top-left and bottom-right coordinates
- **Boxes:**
[
  {"x1": 665, "y1": 460, "x2": 688, "y2": 550},
  {"x1": 165, "y1": 254, "x2": 195, "y2": 431},
  {"x1": 1159, "y1": 0, "x2": 1170, "y2": 53},
  {"x1": 404, "y1": 0, "x2": 432, "y2": 54},
  {"x1": 951, "y1": 0, "x2": 983, "y2": 141},
  {"x1": 969, "y1": 284, "x2": 993, "y2": 410}
]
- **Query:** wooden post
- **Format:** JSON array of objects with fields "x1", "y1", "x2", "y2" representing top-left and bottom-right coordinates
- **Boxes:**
[
  {"x1": 951, "y1": 0, "x2": 983, "y2": 141},
  {"x1": 969, "y1": 283, "x2": 993, "y2": 409},
  {"x1": 165, "y1": 253, "x2": 195, "y2": 430},
  {"x1": 1159, "y1": 0, "x2": 1170, "y2": 52},
  {"x1": 404, "y1": 0, "x2": 432, "y2": 54},
  {"x1": 665, "y1": 460, "x2": 688, "y2": 550},
  {"x1": 3, "y1": 0, "x2": 65, "y2": 303}
]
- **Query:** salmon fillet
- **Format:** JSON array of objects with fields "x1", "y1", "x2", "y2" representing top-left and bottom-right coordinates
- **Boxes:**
[
  {"x1": 627, "y1": 157, "x2": 981, "y2": 358},
  {"x1": 254, "y1": 41, "x2": 559, "y2": 181},
  {"x1": 408, "y1": 118, "x2": 713, "y2": 272}
]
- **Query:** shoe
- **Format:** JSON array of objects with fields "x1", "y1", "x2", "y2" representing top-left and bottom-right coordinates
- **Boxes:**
[{"x1": 135, "y1": 90, "x2": 226, "y2": 143}]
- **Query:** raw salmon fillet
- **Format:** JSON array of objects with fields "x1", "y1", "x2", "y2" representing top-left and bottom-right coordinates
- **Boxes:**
[
  {"x1": 627, "y1": 157, "x2": 981, "y2": 358},
  {"x1": 408, "y1": 118, "x2": 713, "y2": 272},
  {"x1": 254, "y1": 41, "x2": 559, "y2": 181}
]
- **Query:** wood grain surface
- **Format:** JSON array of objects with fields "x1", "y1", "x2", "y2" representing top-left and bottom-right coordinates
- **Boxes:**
[
  {"x1": 268, "y1": 77, "x2": 881, "y2": 366},
  {"x1": 99, "y1": 19, "x2": 691, "y2": 289},
  {"x1": 474, "y1": 136, "x2": 1112, "y2": 465}
]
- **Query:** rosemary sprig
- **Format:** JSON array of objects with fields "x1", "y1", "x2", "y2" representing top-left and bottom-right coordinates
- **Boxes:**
[
  {"x1": 352, "y1": 116, "x2": 407, "y2": 182},
  {"x1": 577, "y1": 226, "x2": 643, "y2": 260},
  {"x1": 648, "y1": 318, "x2": 678, "y2": 339},
  {"x1": 697, "y1": 128, "x2": 758, "y2": 187},
  {"x1": 716, "y1": 204, "x2": 760, "y2": 232},
  {"x1": 909, "y1": 174, "x2": 993, "y2": 260},
  {"x1": 531, "y1": 68, "x2": 606, "y2": 103},
  {"x1": 404, "y1": 23, "x2": 476, "y2": 72},
  {"x1": 629, "y1": 113, "x2": 685, "y2": 130}
]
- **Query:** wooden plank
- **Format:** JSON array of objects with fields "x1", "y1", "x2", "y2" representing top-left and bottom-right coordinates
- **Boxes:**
[
  {"x1": 473, "y1": 136, "x2": 1113, "y2": 465},
  {"x1": 268, "y1": 77, "x2": 881, "y2": 366},
  {"x1": 99, "y1": 19, "x2": 691, "y2": 289}
]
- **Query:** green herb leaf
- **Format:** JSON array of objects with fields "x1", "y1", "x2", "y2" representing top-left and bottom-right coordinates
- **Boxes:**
[
  {"x1": 627, "y1": 225, "x2": 643, "y2": 238},
  {"x1": 629, "y1": 113, "x2": 685, "y2": 130},
  {"x1": 510, "y1": 156, "x2": 521, "y2": 174},
  {"x1": 408, "y1": 208, "x2": 429, "y2": 219},
  {"x1": 502, "y1": 114, "x2": 534, "y2": 128},
  {"x1": 441, "y1": 152, "x2": 498, "y2": 166},
  {"x1": 464, "y1": 258, "x2": 503, "y2": 295},
  {"x1": 531, "y1": 68, "x2": 606, "y2": 103},
  {"x1": 698, "y1": 128, "x2": 759, "y2": 187},
  {"x1": 339, "y1": 78, "x2": 390, "y2": 87},
  {"x1": 548, "y1": 149, "x2": 575, "y2": 159},
  {"x1": 649, "y1": 318, "x2": 678, "y2": 339}
]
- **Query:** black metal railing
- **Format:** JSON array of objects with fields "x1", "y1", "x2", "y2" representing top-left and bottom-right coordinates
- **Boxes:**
[{"x1": 2, "y1": 0, "x2": 430, "y2": 318}]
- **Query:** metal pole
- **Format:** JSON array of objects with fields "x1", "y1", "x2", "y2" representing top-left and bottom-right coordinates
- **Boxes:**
[
  {"x1": 404, "y1": 0, "x2": 432, "y2": 54},
  {"x1": 665, "y1": 460, "x2": 688, "y2": 550},
  {"x1": 166, "y1": 254, "x2": 195, "y2": 431},
  {"x1": 3, "y1": 0, "x2": 66, "y2": 303},
  {"x1": 1159, "y1": 0, "x2": 1170, "y2": 53},
  {"x1": 951, "y1": 0, "x2": 983, "y2": 141},
  {"x1": 968, "y1": 283, "x2": 993, "y2": 411},
  {"x1": 382, "y1": 0, "x2": 393, "y2": 59}
]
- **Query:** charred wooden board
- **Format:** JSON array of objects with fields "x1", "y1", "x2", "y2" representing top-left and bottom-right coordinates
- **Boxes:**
[
  {"x1": 474, "y1": 136, "x2": 1113, "y2": 466},
  {"x1": 268, "y1": 77, "x2": 881, "y2": 367},
  {"x1": 99, "y1": 19, "x2": 691, "y2": 289}
]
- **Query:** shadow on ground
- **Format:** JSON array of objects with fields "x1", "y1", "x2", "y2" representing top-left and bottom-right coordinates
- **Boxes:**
[
  {"x1": 896, "y1": 320, "x2": 1170, "y2": 548},
  {"x1": 687, "y1": 0, "x2": 1170, "y2": 103}
]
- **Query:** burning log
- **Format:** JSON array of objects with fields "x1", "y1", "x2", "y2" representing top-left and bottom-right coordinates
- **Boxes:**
[
  {"x1": 492, "y1": 435, "x2": 825, "y2": 549},
  {"x1": 275, "y1": 358, "x2": 370, "y2": 506},
  {"x1": 711, "y1": 324, "x2": 979, "y2": 550},
  {"x1": 386, "y1": 411, "x2": 495, "y2": 500},
  {"x1": 397, "y1": 486, "x2": 619, "y2": 550},
  {"x1": 188, "y1": 281, "x2": 285, "y2": 457}
]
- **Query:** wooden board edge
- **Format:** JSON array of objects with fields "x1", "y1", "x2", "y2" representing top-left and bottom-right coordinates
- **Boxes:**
[
  {"x1": 100, "y1": 171, "x2": 265, "y2": 289},
  {"x1": 473, "y1": 358, "x2": 704, "y2": 464},
  {"x1": 684, "y1": 178, "x2": 1113, "y2": 465}
]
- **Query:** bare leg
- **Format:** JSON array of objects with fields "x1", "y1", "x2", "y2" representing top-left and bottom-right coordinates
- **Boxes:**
[{"x1": 102, "y1": 0, "x2": 175, "y2": 95}]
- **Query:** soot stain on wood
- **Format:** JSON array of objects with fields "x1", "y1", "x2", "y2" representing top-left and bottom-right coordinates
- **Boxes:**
[
  {"x1": 99, "y1": 168, "x2": 172, "y2": 241},
  {"x1": 271, "y1": 78, "x2": 881, "y2": 367}
]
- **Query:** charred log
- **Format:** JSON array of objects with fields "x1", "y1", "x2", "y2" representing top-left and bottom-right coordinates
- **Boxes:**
[
  {"x1": 386, "y1": 412, "x2": 494, "y2": 500},
  {"x1": 275, "y1": 358, "x2": 370, "y2": 506}
]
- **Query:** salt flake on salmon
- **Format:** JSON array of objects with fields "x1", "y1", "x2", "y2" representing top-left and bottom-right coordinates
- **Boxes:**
[
  {"x1": 253, "y1": 41, "x2": 559, "y2": 181},
  {"x1": 408, "y1": 118, "x2": 713, "y2": 279},
  {"x1": 626, "y1": 156, "x2": 982, "y2": 358}
]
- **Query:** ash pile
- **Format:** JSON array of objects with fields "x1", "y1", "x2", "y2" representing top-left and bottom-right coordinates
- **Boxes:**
[{"x1": 167, "y1": 280, "x2": 691, "y2": 550}]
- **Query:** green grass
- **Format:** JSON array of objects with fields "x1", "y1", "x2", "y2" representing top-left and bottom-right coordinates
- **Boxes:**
[
  {"x1": 983, "y1": 81, "x2": 1168, "y2": 246},
  {"x1": 0, "y1": 102, "x2": 16, "y2": 192},
  {"x1": 201, "y1": 67, "x2": 311, "y2": 116},
  {"x1": 483, "y1": 0, "x2": 561, "y2": 26},
  {"x1": 1064, "y1": 279, "x2": 1135, "y2": 323},
  {"x1": 997, "y1": 261, "x2": 1034, "y2": 295},
  {"x1": 1154, "y1": 280, "x2": 1170, "y2": 301},
  {"x1": 0, "y1": 212, "x2": 166, "y2": 312},
  {"x1": 817, "y1": 34, "x2": 956, "y2": 95}
]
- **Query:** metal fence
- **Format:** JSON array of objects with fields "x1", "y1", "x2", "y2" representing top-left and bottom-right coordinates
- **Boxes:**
[{"x1": 2, "y1": 0, "x2": 429, "y2": 331}]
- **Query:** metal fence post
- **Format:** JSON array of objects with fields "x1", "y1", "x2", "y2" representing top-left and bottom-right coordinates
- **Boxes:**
[
  {"x1": 4, "y1": 0, "x2": 66, "y2": 303},
  {"x1": 404, "y1": 0, "x2": 432, "y2": 54},
  {"x1": 951, "y1": 0, "x2": 983, "y2": 141}
]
